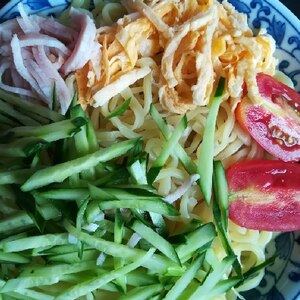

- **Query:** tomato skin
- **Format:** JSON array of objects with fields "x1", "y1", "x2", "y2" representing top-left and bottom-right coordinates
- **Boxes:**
[
  {"x1": 227, "y1": 160, "x2": 300, "y2": 232},
  {"x1": 257, "y1": 73, "x2": 300, "y2": 107},
  {"x1": 236, "y1": 74, "x2": 300, "y2": 162}
]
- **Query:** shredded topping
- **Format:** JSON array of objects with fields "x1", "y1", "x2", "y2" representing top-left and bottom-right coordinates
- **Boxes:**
[
  {"x1": 76, "y1": 0, "x2": 276, "y2": 114},
  {"x1": 0, "y1": 4, "x2": 100, "y2": 114}
]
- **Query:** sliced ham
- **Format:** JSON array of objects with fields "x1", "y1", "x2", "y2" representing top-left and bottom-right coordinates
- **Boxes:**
[
  {"x1": 34, "y1": 15, "x2": 78, "y2": 44},
  {"x1": 17, "y1": 3, "x2": 40, "y2": 33},
  {"x1": 19, "y1": 33, "x2": 71, "y2": 55},
  {"x1": 0, "y1": 19, "x2": 21, "y2": 42},
  {"x1": 0, "y1": 60, "x2": 34, "y2": 97},
  {"x1": 61, "y1": 8, "x2": 99, "y2": 75},
  {"x1": 32, "y1": 46, "x2": 72, "y2": 114},
  {"x1": 0, "y1": 4, "x2": 99, "y2": 114},
  {"x1": 11, "y1": 34, "x2": 44, "y2": 98}
]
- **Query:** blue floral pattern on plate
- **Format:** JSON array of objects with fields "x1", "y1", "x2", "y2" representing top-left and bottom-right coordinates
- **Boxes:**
[
  {"x1": 0, "y1": 0, "x2": 300, "y2": 299},
  {"x1": 0, "y1": 0, "x2": 71, "y2": 22}
]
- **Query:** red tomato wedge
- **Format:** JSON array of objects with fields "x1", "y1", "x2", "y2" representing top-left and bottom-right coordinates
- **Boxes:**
[
  {"x1": 236, "y1": 73, "x2": 300, "y2": 162},
  {"x1": 227, "y1": 160, "x2": 300, "y2": 232}
]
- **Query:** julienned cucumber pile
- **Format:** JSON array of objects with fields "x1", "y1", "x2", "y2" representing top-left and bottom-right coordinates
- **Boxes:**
[{"x1": 0, "y1": 82, "x2": 273, "y2": 300}]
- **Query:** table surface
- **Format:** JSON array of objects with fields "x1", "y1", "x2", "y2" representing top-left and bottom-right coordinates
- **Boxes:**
[{"x1": 281, "y1": 0, "x2": 300, "y2": 18}]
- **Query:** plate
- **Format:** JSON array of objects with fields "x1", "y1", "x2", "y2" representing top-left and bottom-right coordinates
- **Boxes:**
[{"x1": 0, "y1": 0, "x2": 300, "y2": 299}]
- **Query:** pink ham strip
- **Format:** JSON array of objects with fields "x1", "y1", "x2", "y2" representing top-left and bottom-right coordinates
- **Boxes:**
[
  {"x1": 19, "y1": 33, "x2": 71, "y2": 55},
  {"x1": 35, "y1": 16, "x2": 78, "y2": 44},
  {"x1": 0, "y1": 61, "x2": 34, "y2": 97},
  {"x1": 0, "y1": 43, "x2": 11, "y2": 56},
  {"x1": 10, "y1": 34, "x2": 45, "y2": 99},
  {"x1": 11, "y1": 66, "x2": 31, "y2": 90},
  {"x1": 2, "y1": 6, "x2": 99, "y2": 114},
  {"x1": 24, "y1": 56, "x2": 51, "y2": 101},
  {"x1": 61, "y1": 8, "x2": 99, "y2": 75},
  {"x1": 17, "y1": 3, "x2": 39, "y2": 33},
  {"x1": 32, "y1": 46, "x2": 72, "y2": 114},
  {"x1": 50, "y1": 51, "x2": 65, "y2": 70},
  {"x1": 0, "y1": 19, "x2": 21, "y2": 42}
]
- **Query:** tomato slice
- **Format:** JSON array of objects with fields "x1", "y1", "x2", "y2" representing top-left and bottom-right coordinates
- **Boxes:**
[
  {"x1": 227, "y1": 160, "x2": 300, "y2": 232},
  {"x1": 236, "y1": 73, "x2": 300, "y2": 162}
]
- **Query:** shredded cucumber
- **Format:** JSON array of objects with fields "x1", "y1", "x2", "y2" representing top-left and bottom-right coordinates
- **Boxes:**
[
  {"x1": 0, "y1": 81, "x2": 273, "y2": 299},
  {"x1": 197, "y1": 77, "x2": 225, "y2": 204}
]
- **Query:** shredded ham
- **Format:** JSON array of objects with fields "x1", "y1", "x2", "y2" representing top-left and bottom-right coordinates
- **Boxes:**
[
  {"x1": 19, "y1": 33, "x2": 71, "y2": 55},
  {"x1": 0, "y1": 60, "x2": 34, "y2": 97},
  {"x1": 0, "y1": 4, "x2": 100, "y2": 114},
  {"x1": 61, "y1": 8, "x2": 100, "y2": 76}
]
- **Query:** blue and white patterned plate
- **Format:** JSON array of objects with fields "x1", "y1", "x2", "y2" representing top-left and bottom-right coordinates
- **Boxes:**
[
  {"x1": 0, "y1": 0, "x2": 70, "y2": 22},
  {"x1": 0, "y1": 0, "x2": 300, "y2": 299}
]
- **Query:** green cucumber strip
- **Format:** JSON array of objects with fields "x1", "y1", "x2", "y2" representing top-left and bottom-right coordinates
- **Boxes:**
[
  {"x1": 148, "y1": 115, "x2": 187, "y2": 184},
  {"x1": 98, "y1": 198, "x2": 179, "y2": 216},
  {"x1": 131, "y1": 219, "x2": 180, "y2": 264},
  {"x1": 0, "y1": 232, "x2": 28, "y2": 248},
  {"x1": 91, "y1": 167, "x2": 129, "y2": 186},
  {"x1": 70, "y1": 105, "x2": 90, "y2": 156},
  {"x1": 64, "y1": 221, "x2": 184, "y2": 274},
  {"x1": 164, "y1": 254, "x2": 205, "y2": 300},
  {"x1": 0, "y1": 138, "x2": 48, "y2": 158},
  {"x1": 3, "y1": 233, "x2": 69, "y2": 252},
  {"x1": 128, "y1": 159, "x2": 148, "y2": 185},
  {"x1": 55, "y1": 248, "x2": 156, "y2": 300},
  {"x1": 62, "y1": 273, "x2": 118, "y2": 292},
  {"x1": 0, "y1": 88, "x2": 64, "y2": 122},
  {"x1": 114, "y1": 209, "x2": 124, "y2": 244},
  {"x1": 189, "y1": 255, "x2": 236, "y2": 300},
  {"x1": 3, "y1": 288, "x2": 54, "y2": 300},
  {"x1": 32, "y1": 243, "x2": 79, "y2": 256},
  {"x1": 21, "y1": 139, "x2": 139, "y2": 191},
  {"x1": 118, "y1": 284, "x2": 163, "y2": 300},
  {"x1": 205, "y1": 277, "x2": 241, "y2": 299},
  {"x1": 0, "y1": 211, "x2": 34, "y2": 235},
  {"x1": 89, "y1": 185, "x2": 160, "y2": 201},
  {"x1": 149, "y1": 212, "x2": 169, "y2": 236},
  {"x1": 176, "y1": 223, "x2": 216, "y2": 263},
  {"x1": 212, "y1": 196, "x2": 242, "y2": 276},
  {"x1": 114, "y1": 209, "x2": 126, "y2": 292},
  {"x1": 235, "y1": 255, "x2": 276, "y2": 288},
  {"x1": 89, "y1": 185, "x2": 179, "y2": 216},
  {"x1": 0, "y1": 99, "x2": 40, "y2": 126},
  {"x1": 36, "y1": 188, "x2": 89, "y2": 201},
  {"x1": 149, "y1": 104, "x2": 197, "y2": 174},
  {"x1": 25, "y1": 110, "x2": 50, "y2": 125},
  {"x1": 86, "y1": 120, "x2": 99, "y2": 153},
  {"x1": 14, "y1": 187, "x2": 46, "y2": 233},
  {"x1": 76, "y1": 197, "x2": 89, "y2": 258},
  {"x1": 4, "y1": 117, "x2": 87, "y2": 142},
  {"x1": 197, "y1": 77, "x2": 225, "y2": 205},
  {"x1": 172, "y1": 219, "x2": 203, "y2": 236},
  {"x1": 0, "y1": 251, "x2": 30, "y2": 264},
  {"x1": 85, "y1": 200, "x2": 104, "y2": 224},
  {"x1": 126, "y1": 270, "x2": 157, "y2": 286},
  {"x1": 88, "y1": 185, "x2": 117, "y2": 201},
  {"x1": 47, "y1": 250, "x2": 100, "y2": 264},
  {"x1": 213, "y1": 160, "x2": 229, "y2": 230},
  {"x1": 0, "y1": 261, "x2": 97, "y2": 293},
  {"x1": 106, "y1": 97, "x2": 131, "y2": 119},
  {"x1": 0, "y1": 112, "x2": 19, "y2": 126},
  {"x1": 0, "y1": 169, "x2": 37, "y2": 185},
  {"x1": 212, "y1": 160, "x2": 242, "y2": 275},
  {"x1": 20, "y1": 260, "x2": 97, "y2": 277}
]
